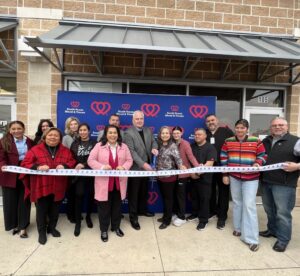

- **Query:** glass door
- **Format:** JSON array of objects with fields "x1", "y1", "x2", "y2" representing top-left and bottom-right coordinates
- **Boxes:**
[
  {"x1": 244, "y1": 109, "x2": 284, "y2": 140},
  {"x1": 0, "y1": 97, "x2": 16, "y2": 204}
]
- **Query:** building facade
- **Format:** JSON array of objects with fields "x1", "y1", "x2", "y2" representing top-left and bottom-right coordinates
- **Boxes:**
[{"x1": 0, "y1": 0, "x2": 299, "y2": 202}]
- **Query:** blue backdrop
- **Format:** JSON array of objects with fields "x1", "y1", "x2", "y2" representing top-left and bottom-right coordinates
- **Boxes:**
[{"x1": 57, "y1": 90, "x2": 216, "y2": 212}]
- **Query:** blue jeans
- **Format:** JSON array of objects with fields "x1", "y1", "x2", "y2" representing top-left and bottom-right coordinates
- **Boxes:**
[
  {"x1": 230, "y1": 177, "x2": 259, "y2": 245},
  {"x1": 261, "y1": 182, "x2": 296, "y2": 245}
]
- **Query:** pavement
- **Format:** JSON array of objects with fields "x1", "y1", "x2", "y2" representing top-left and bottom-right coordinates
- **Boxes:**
[{"x1": 0, "y1": 204, "x2": 300, "y2": 276}]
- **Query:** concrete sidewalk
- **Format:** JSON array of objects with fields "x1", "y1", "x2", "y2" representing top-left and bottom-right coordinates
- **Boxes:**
[{"x1": 0, "y1": 204, "x2": 300, "y2": 276}]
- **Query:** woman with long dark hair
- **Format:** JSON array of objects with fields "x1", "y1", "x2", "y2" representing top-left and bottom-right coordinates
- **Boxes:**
[
  {"x1": 88, "y1": 125, "x2": 133, "y2": 242},
  {"x1": 0, "y1": 121, "x2": 34, "y2": 238},
  {"x1": 33, "y1": 119, "x2": 54, "y2": 144},
  {"x1": 221, "y1": 119, "x2": 267, "y2": 252},
  {"x1": 156, "y1": 126, "x2": 185, "y2": 230},
  {"x1": 70, "y1": 123, "x2": 96, "y2": 237}
]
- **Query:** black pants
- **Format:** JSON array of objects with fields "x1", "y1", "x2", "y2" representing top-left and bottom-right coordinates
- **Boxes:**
[
  {"x1": 66, "y1": 177, "x2": 76, "y2": 222},
  {"x1": 191, "y1": 179, "x2": 212, "y2": 223},
  {"x1": 2, "y1": 179, "x2": 31, "y2": 231},
  {"x1": 209, "y1": 173, "x2": 230, "y2": 221},
  {"x1": 97, "y1": 188, "x2": 122, "y2": 232},
  {"x1": 127, "y1": 176, "x2": 149, "y2": 221},
  {"x1": 74, "y1": 176, "x2": 95, "y2": 225},
  {"x1": 173, "y1": 178, "x2": 188, "y2": 220},
  {"x1": 36, "y1": 194, "x2": 60, "y2": 234},
  {"x1": 158, "y1": 179, "x2": 176, "y2": 225}
]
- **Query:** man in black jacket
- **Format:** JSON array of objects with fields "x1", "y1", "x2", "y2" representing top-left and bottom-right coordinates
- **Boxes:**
[{"x1": 260, "y1": 117, "x2": 300, "y2": 252}]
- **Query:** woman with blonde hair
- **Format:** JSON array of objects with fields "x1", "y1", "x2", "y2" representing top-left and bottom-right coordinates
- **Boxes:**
[{"x1": 62, "y1": 117, "x2": 80, "y2": 149}]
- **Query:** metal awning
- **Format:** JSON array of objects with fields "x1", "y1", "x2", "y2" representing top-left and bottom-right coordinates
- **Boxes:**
[
  {"x1": 0, "y1": 17, "x2": 18, "y2": 72},
  {"x1": 24, "y1": 20, "x2": 300, "y2": 83}
]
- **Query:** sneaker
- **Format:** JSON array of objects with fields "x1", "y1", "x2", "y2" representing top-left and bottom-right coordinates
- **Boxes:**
[
  {"x1": 172, "y1": 214, "x2": 178, "y2": 221},
  {"x1": 196, "y1": 222, "x2": 207, "y2": 231},
  {"x1": 186, "y1": 214, "x2": 197, "y2": 222},
  {"x1": 217, "y1": 220, "x2": 225, "y2": 230},
  {"x1": 173, "y1": 217, "x2": 186, "y2": 227}
]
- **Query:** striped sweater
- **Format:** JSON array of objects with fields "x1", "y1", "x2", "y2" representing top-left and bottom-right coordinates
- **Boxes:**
[{"x1": 220, "y1": 136, "x2": 267, "y2": 180}]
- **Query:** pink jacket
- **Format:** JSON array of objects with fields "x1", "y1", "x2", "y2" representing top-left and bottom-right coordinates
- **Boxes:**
[
  {"x1": 87, "y1": 142, "x2": 133, "y2": 201},
  {"x1": 178, "y1": 139, "x2": 199, "y2": 178}
]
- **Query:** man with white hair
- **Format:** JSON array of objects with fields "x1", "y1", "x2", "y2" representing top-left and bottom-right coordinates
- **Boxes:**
[
  {"x1": 260, "y1": 117, "x2": 300, "y2": 252},
  {"x1": 123, "y1": 110, "x2": 158, "y2": 230}
]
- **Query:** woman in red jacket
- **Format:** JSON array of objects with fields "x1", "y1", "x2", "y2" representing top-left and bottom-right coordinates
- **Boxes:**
[
  {"x1": 21, "y1": 128, "x2": 76, "y2": 245},
  {"x1": 0, "y1": 121, "x2": 34, "y2": 238}
]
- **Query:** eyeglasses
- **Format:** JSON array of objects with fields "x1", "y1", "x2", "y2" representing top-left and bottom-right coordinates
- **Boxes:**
[{"x1": 271, "y1": 124, "x2": 286, "y2": 127}]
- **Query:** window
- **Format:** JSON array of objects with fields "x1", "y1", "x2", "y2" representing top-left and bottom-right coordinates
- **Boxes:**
[
  {"x1": 67, "y1": 80, "x2": 125, "y2": 93},
  {"x1": 245, "y1": 89, "x2": 284, "y2": 108},
  {"x1": 129, "y1": 83, "x2": 186, "y2": 95},
  {"x1": 189, "y1": 86, "x2": 242, "y2": 129}
]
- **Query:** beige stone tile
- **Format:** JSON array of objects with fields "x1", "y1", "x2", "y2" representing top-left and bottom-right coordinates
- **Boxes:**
[{"x1": 15, "y1": 215, "x2": 163, "y2": 275}]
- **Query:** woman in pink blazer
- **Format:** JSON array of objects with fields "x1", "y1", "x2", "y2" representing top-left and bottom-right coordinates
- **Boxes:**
[{"x1": 88, "y1": 125, "x2": 133, "y2": 242}]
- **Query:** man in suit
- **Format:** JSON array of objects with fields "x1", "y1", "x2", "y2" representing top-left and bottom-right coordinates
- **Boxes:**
[
  {"x1": 123, "y1": 110, "x2": 158, "y2": 230},
  {"x1": 97, "y1": 114, "x2": 124, "y2": 142}
]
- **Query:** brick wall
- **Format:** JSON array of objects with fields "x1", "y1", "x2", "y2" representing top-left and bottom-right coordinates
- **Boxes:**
[{"x1": 1, "y1": 0, "x2": 300, "y2": 35}]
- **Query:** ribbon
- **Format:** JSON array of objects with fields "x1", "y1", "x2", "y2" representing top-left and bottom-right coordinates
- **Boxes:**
[{"x1": 2, "y1": 163, "x2": 285, "y2": 177}]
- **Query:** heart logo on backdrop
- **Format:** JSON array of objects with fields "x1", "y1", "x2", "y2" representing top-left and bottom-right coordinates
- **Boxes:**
[
  {"x1": 189, "y1": 105, "x2": 208, "y2": 118},
  {"x1": 90, "y1": 101, "x2": 111, "y2": 115},
  {"x1": 96, "y1": 125, "x2": 105, "y2": 131},
  {"x1": 70, "y1": 101, "x2": 80, "y2": 108},
  {"x1": 148, "y1": 191, "x2": 159, "y2": 205},
  {"x1": 170, "y1": 105, "x2": 179, "y2": 112},
  {"x1": 121, "y1": 103, "x2": 130, "y2": 110},
  {"x1": 141, "y1": 103, "x2": 160, "y2": 117}
]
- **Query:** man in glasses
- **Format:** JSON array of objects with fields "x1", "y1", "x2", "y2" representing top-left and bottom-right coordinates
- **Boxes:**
[{"x1": 260, "y1": 117, "x2": 300, "y2": 252}]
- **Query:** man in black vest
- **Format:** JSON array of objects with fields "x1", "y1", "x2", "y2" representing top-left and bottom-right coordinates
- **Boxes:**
[
  {"x1": 205, "y1": 114, "x2": 234, "y2": 230},
  {"x1": 260, "y1": 117, "x2": 300, "y2": 252}
]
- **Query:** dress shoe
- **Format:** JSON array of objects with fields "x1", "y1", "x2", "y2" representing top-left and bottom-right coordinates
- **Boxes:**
[
  {"x1": 50, "y1": 228, "x2": 61, "y2": 237},
  {"x1": 86, "y1": 216, "x2": 93, "y2": 228},
  {"x1": 157, "y1": 217, "x2": 163, "y2": 223},
  {"x1": 159, "y1": 223, "x2": 169, "y2": 230},
  {"x1": 130, "y1": 220, "x2": 141, "y2": 230},
  {"x1": 74, "y1": 224, "x2": 81, "y2": 237},
  {"x1": 38, "y1": 232, "x2": 47, "y2": 245},
  {"x1": 259, "y1": 230, "x2": 276, "y2": 238},
  {"x1": 101, "y1": 231, "x2": 108, "y2": 242},
  {"x1": 273, "y1": 241, "x2": 287, "y2": 252},
  {"x1": 140, "y1": 212, "x2": 155, "y2": 217},
  {"x1": 12, "y1": 228, "x2": 20, "y2": 235},
  {"x1": 115, "y1": 228, "x2": 124, "y2": 237}
]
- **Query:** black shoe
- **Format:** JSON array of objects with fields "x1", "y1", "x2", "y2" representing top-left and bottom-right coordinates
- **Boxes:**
[
  {"x1": 159, "y1": 223, "x2": 169, "y2": 230},
  {"x1": 12, "y1": 228, "x2": 20, "y2": 235},
  {"x1": 86, "y1": 216, "x2": 93, "y2": 228},
  {"x1": 273, "y1": 241, "x2": 287, "y2": 252},
  {"x1": 259, "y1": 230, "x2": 276, "y2": 238},
  {"x1": 74, "y1": 224, "x2": 81, "y2": 237},
  {"x1": 217, "y1": 220, "x2": 225, "y2": 230},
  {"x1": 197, "y1": 222, "x2": 207, "y2": 231},
  {"x1": 157, "y1": 217, "x2": 163, "y2": 223},
  {"x1": 115, "y1": 228, "x2": 124, "y2": 237},
  {"x1": 101, "y1": 231, "x2": 108, "y2": 242},
  {"x1": 130, "y1": 220, "x2": 141, "y2": 230},
  {"x1": 140, "y1": 212, "x2": 155, "y2": 217},
  {"x1": 50, "y1": 228, "x2": 61, "y2": 237},
  {"x1": 186, "y1": 214, "x2": 197, "y2": 222},
  {"x1": 38, "y1": 232, "x2": 47, "y2": 245}
]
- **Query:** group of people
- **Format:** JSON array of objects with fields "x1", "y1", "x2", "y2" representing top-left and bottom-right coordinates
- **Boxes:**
[{"x1": 0, "y1": 112, "x2": 299, "y2": 253}]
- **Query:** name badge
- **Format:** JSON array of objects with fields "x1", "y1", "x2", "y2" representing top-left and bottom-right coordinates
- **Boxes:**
[{"x1": 210, "y1": 137, "x2": 215, "y2": 144}]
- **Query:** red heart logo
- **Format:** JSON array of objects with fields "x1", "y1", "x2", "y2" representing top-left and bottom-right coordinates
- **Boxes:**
[
  {"x1": 119, "y1": 125, "x2": 131, "y2": 130},
  {"x1": 189, "y1": 105, "x2": 208, "y2": 118},
  {"x1": 148, "y1": 191, "x2": 158, "y2": 205},
  {"x1": 91, "y1": 101, "x2": 111, "y2": 115},
  {"x1": 141, "y1": 103, "x2": 160, "y2": 117},
  {"x1": 71, "y1": 101, "x2": 80, "y2": 108},
  {"x1": 122, "y1": 104, "x2": 130, "y2": 110},
  {"x1": 96, "y1": 125, "x2": 105, "y2": 131},
  {"x1": 171, "y1": 105, "x2": 179, "y2": 112}
]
